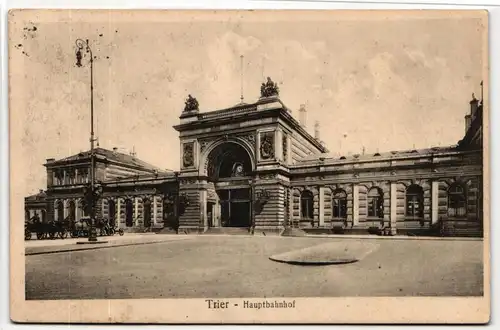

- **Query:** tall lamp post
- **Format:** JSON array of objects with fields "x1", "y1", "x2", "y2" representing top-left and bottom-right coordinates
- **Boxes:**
[{"x1": 75, "y1": 38, "x2": 99, "y2": 242}]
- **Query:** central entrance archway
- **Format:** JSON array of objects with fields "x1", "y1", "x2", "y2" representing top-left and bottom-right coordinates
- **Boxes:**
[
  {"x1": 205, "y1": 142, "x2": 253, "y2": 228},
  {"x1": 218, "y1": 188, "x2": 251, "y2": 227}
]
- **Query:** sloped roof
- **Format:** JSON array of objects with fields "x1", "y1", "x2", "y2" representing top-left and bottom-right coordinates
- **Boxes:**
[
  {"x1": 105, "y1": 171, "x2": 178, "y2": 182},
  {"x1": 297, "y1": 145, "x2": 459, "y2": 164},
  {"x1": 48, "y1": 147, "x2": 168, "y2": 173},
  {"x1": 25, "y1": 190, "x2": 47, "y2": 201}
]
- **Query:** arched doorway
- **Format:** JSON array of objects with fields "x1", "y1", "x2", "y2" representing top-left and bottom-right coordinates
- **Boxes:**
[
  {"x1": 108, "y1": 200, "x2": 116, "y2": 228},
  {"x1": 68, "y1": 200, "x2": 76, "y2": 222},
  {"x1": 125, "y1": 199, "x2": 134, "y2": 227},
  {"x1": 143, "y1": 199, "x2": 152, "y2": 228},
  {"x1": 56, "y1": 201, "x2": 64, "y2": 222},
  {"x1": 300, "y1": 190, "x2": 314, "y2": 220},
  {"x1": 206, "y1": 142, "x2": 253, "y2": 228}
]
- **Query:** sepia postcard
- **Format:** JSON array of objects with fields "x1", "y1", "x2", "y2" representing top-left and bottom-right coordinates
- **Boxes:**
[{"x1": 9, "y1": 9, "x2": 490, "y2": 324}]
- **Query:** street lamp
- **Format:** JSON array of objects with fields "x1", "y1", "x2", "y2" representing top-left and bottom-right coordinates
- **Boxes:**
[{"x1": 75, "y1": 38, "x2": 98, "y2": 242}]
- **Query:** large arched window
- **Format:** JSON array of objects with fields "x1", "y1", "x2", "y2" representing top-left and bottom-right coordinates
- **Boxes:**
[
  {"x1": 300, "y1": 190, "x2": 314, "y2": 220},
  {"x1": 368, "y1": 187, "x2": 384, "y2": 218},
  {"x1": 206, "y1": 142, "x2": 253, "y2": 181},
  {"x1": 332, "y1": 189, "x2": 347, "y2": 219},
  {"x1": 406, "y1": 185, "x2": 424, "y2": 218},
  {"x1": 448, "y1": 183, "x2": 467, "y2": 217}
]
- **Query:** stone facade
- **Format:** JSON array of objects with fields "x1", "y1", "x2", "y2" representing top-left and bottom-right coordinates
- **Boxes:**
[{"x1": 25, "y1": 88, "x2": 484, "y2": 237}]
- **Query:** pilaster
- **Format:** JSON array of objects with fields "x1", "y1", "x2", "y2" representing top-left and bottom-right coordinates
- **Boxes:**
[
  {"x1": 353, "y1": 184, "x2": 359, "y2": 226},
  {"x1": 390, "y1": 182, "x2": 397, "y2": 234},
  {"x1": 116, "y1": 199, "x2": 122, "y2": 229},
  {"x1": 134, "y1": 198, "x2": 139, "y2": 226},
  {"x1": 319, "y1": 186, "x2": 325, "y2": 226},
  {"x1": 153, "y1": 196, "x2": 158, "y2": 225},
  {"x1": 275, "y1": 129, "x2": 283, "y2": 161},
  {"x1": 200, "y1": 190, "x2": 207, "y2": 230},
  {"x1": 286, "y1": 134, "x2": 292, "y2": 165},
  {"x1": 431, "y1": 181, "x2": 439, "y2": 224}
]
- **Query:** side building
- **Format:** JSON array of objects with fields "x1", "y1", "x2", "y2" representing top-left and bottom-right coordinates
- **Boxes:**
[{"x1": 25, "y1": 81, "x2": 484, "y2": 237}]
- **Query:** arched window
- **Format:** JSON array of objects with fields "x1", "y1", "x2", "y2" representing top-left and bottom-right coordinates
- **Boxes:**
[
  {"x1": 300, "y1": 190, "x2": 314, "y2": 220},
  {"x1": 406, "y1": 185, "x2": 424, "y2": 218},
  {"x1": 143, "y1": 199, "x2": 152, "y2": 228},
  {"x1": 108, "y1": 200, "x2": 116, "y2": 227},
  {"x1": 125, "y1": 199, "x2": 134, "y2": 227},
  {"x1": 68, "y1": 200, "x2": 76, "y2": 222},
  {"x1": 56, "y1": 201, "x2": 64, "y2": 222},
  {"x1": 448, "y1": 183, "x2": 467, "y2": 217},
  {"x1": 332, "y1": 189, "x2": 347, "y2": 218},
  {"x1": 368, "y1": 187, "x2": 383, "y2": 218}
]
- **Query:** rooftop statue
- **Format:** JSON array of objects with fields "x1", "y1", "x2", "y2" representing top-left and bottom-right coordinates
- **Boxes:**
[
  {"x1": 183, "y1": 94, "x2": 199, "y2": 112},
  {"x1": 260, "y1": 77, "x2": 280, "y2": 98}
]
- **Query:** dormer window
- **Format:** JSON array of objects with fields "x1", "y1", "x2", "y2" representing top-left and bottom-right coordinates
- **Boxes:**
[{"x1": 373, "y1": 153, "x2": 381, "y2": 157}]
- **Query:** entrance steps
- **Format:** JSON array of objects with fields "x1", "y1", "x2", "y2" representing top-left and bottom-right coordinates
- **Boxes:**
[{"x1": 203, "y1": 227, "x2": 252, "y2": 235}]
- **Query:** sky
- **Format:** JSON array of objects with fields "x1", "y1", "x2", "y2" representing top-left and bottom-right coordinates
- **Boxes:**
[{"x1": 9, "y1": 10, "x2": 486, "y2": 197}]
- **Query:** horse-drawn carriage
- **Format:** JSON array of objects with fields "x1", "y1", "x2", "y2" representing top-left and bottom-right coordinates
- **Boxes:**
[
  {"x1": 24, "y1": 215, "x2": 69, "y2": 240},
  {"x1": 24, "y1": 215, "x2": 124, "y2": 240}
]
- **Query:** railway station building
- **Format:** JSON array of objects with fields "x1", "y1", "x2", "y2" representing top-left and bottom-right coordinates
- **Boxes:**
[{"x1": 25, "y1": 79, "x2": 484, "y2": 237}]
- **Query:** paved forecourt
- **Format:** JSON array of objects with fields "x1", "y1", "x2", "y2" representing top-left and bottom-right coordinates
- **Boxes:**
[{"x1": 25, "y1": 235, "x2": 484, "y2": 300}]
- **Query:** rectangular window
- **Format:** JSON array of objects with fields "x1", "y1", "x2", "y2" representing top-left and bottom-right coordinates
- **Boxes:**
[
  {"x1": 368, "y1": 197, "x2": 383, "y2": 218},
  {"x1": 333, "y1": 199, "x2": 347, "y2": 218},
  {"x1": 368, "y1": 197, "x2": 377, "y2": 217}
]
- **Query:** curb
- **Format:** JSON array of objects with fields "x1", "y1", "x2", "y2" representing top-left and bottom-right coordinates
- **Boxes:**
[
  {"x1": 169, "y1": 233, "x2": 483, "y2": 241},
  {"x1": 25, "y1": 238, "x2": 191, "y2": 256},
  {"x1": 301, "y1": 234, "x2": 484, "y2": 241}
]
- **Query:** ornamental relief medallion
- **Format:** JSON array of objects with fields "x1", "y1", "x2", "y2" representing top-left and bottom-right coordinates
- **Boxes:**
[
  {"x1": 182, "y1": 142, "x2": 195, "y2": 168},
  {"x1": 199, "y1": 140, "x2": 210, "y2": 153},
  {"x1": 241, "y1": 133, "x2": 256, "y2": 147},
  {"x1": 260, "y1": 132, "x2": 275, "y2": 160}
]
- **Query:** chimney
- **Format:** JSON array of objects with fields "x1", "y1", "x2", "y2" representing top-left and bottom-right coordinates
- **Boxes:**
[
  {"x1": 131, "y1": 146, "x2": 137, "y2": 158},
  {"x1": 470, "y1": 93, "x2": 479, "y2": 118},
  {"x1": 299, "y1": 104, "x2": 307, "y2": 127},
  {"x1": 314, "y1": 121, "x2": 320, "y2": 140},
  {"x1": 112, "y1": 147, "x2": 118, "y2": 154},
  {"x1": 39, "y1": 189, "x2": 44, "y2": 194}
]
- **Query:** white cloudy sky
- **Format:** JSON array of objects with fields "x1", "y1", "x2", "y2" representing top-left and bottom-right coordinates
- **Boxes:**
[{"x1": 9, "y1": 10, "x2": 486, "y2": 196}]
